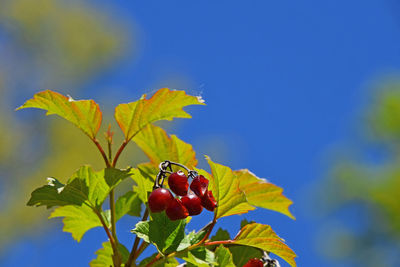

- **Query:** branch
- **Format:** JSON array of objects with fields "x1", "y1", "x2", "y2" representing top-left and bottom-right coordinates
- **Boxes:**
[
  {"x1": 92, "y1": 138, "x2": 110, "y2": 167},
  {"x1": 93, "y1": 208, "x2": 121, "y2": 266},
  {"x1": 112, "y1": 140, "x2": 128, "y2": 167},
  {"x1": 126, "y1": 208, "x2": 149, "y2": 267}
]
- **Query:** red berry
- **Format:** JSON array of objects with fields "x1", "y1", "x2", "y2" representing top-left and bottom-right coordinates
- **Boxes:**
[
  {"x1": 166, "y1": 198, "x2": 189, "y2": 220},
  {"x1": 190, "y1": 175, "x2": 209, "y2": 197},
  {"x1": 243, "y1": 258, "x2": 264, "y2": 267},
  {"x1": 168, "y1": 171, "x2": 189, "y2": 196},
  {"x1": 148, "y1": 188, "x2": 174, "y2": 213},
  {"x1": 181, "y1": 192, "x2": 203, "y2": 215},
  {"x1": 201, "y1": 190, "x2": 217, "y2": 211}
]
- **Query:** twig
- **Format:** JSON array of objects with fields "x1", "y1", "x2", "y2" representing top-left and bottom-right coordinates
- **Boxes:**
[{"x1": 126, "y1": 208, "x2": 149, "y2": 266}]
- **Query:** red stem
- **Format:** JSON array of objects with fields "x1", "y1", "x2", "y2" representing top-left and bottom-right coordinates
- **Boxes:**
[
  {"x1": 92, "y1": 138, "x2": 110, "y2": 167},
  {"x1": 146, "y1": 254, "x2": 161, "y2": 267},
  {"x1": 112, "y1": 140, "x2": 128, "y2": 167},
  {"x1": 204, "y1": 240, "x2": 232, "y2": 246}
]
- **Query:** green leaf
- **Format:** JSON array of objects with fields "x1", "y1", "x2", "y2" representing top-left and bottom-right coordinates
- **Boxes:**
[
  {"x1": 131, "y1": 166, "x2": 155, "y2": 203},
  {"x1": 104, "y1": 167, "x2": 132, "y2": 189},
  {"x1": 240, "y1": 218, "x2": 255, "y2": 228},
  {"x1": 209, "y1": 226, "x2": 262, "y2": 266},
  {"x1": 235, "y1": 169, "x2": 295, "y2": 219},
  {"x1": 28, "y1": 166, "x2": 130, "y2": 210},
  {"x1": 132, "y1": 211, "x2": 186, "y2": 254},
  {"x1": 211, "y1": 228, "x2": 231, "y2": 242},
  {"x1": 182, "y1": 251, "x2": 210, "y2": 267},
  {"x1": 215, "y1": 245, "x2": 235, "y2": 267},
  {"x1": 17, "y1": 90, "x2": 102, "y2": 139},
  {"x1": 69, "y1": 166, "x2": 108, "y2": 208},
  {"x1": 114, "y1": 88, "x2": 205, "y2": 142},
  {"x1": 205, "y1": 157, "x2": 255, "y2": 218},
  {"x1": 233, "y1": 223, "x2": 297, "y2": 267},
  {"x1": 49, "y1": 204, "x2": 106, "y2": 242},
  {"x1": 185, "y1": 247, "x2": 216, "y2": 266},
  {"x1": 133, "y1": 124, "x2": 198, "y2": 169},
  {"x1": 176, "y1": 229, "x2": 207, "y2": 251},
  {"x1": 115, "y1": 191, "x2": 142, "y2": 220},
  {"x1": 27, "y1": 177, "x2": 86, "y2": 208},
  {"x1": 229, "y1": 246, "x2": 262, "y2": 267},
  {"x1": 90, "y1": 241, "x2": 129, "y2": 267}
]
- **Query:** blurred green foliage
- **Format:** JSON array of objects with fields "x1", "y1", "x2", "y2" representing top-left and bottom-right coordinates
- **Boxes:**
[
  {"x1": 318, "y1": 82, "x2": 400, "y2": 266},
  {"x1": 0, "y1": 0, "x2": 133, "y2": 253}
]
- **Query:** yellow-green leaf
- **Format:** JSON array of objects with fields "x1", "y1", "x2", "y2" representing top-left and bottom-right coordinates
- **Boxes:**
[
  {"x1": 49, "y1": 204, "x2": 105, "y2": 242},
  {"x1": 114, "y1": 88, "x2": 205, "y2": 142},
  {"x1": 205, "y1": 157, "x2": 255, "y2": 218},
  {"x1": 233, "y1": 223, "x2": 297, "y2": 267},
  {"x1": 17, "y1": 90, "x2": 102, "y2": 139},
  {"x1": 235, "y1": 169, "x2": 295, "y2": 219},
  {"x1": 90, "y1": 241, "x2": 130, "y2": 267},
  {"x1": 131, "y1": 165, "x2": 155, "y2": 203},
  {"x1": 133, "y1": 124, "x2": 198, "y2": 169},
  {"x1": 215, "y1": 245, "x2": 235, "y2": 267}
]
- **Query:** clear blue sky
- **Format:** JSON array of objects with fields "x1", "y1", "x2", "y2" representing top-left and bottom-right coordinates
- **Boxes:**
[{"x1": 4, "y1": 1, "x2": 400, "y2": 266}]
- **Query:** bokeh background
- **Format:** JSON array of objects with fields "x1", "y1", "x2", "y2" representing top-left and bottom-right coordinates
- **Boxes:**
[{"x1": 1, "y1": 0, "x2": 400, "y2": 266}]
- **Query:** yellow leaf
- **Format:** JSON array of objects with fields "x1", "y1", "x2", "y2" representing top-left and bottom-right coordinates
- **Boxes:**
[
  {"x1": 233, "y1": 223, "x2": 297, "y2": 267},
  {"x1": 114, "y1": 88, "x2": 205, "y2": 142},
  {"x1": 205, "y1": 157, "x2": 255, "y2": 218},
  {"x1": 235, "y1": 169, "x2": 295, "y2": 219},
  {"x1": 17, "y1": 90, "x2": 102, "y2": 139},
  {"x1": 133, "y1": 124, "x2": 198, "y2": 169}
]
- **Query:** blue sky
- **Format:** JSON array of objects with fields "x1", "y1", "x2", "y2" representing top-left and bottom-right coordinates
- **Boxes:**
[{"x1": 4, "y1": 1, "x2": 400, "y2": 266}]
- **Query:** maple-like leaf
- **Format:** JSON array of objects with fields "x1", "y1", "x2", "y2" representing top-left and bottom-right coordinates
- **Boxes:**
[
  {"x1": 235, "y1": 169, "x2": 295, "y2": 219},
  {"x1": 17, "y1": 90, "x2": 102, "y2": 139},
  {"x1": 133, "y1": 124, "x2": 198, "y2": 169},
  {"x1": 114, "y1": 88, "x2": 204, "y2": 142},
  {"x1": 49, "y1": 205, "x2": 107, "y2": 242},
  {"x1": 233, "y1": 223, "x2": 297, "y2": 267},
  {"x1": 203, "y1": 157, "x2": 255, "y2": 218}
]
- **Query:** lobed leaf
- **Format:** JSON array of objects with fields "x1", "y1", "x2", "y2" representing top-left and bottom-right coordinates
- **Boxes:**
[
  {"x1": 229, "y1": 246, "x2": 262, "y2": 266},
  {"x1": 176, "y1": 229, "x2": 207, "y2": 251},
  {"x1": 27, "y1": 166, "x2": 132, "y2": 210},
  {"x1": 49, "y1": 204, "x2": 106, "y2": 242},
  {"x1": 210, "y1": 225, "x2": 262, "y2": 266},
  {"x1": 215, "y1": 245, "x2": 235, "y2": 267},
  {"x1": 211, "y1": 228, "x2": 231, "y2": 242},
  {"x1": 27, "y1": 177, "x2": 86, "y2": 208},
  {"x1": 133, "y1": 124, "x2": 198, "y2": 169},
  {"x1": 132, "y1": 212, "x2": 186, "y2": 254},
  {"x1": 16, "y1": 90, "x2": 102, "y2": 139},
  {"x1": 104, "y1": 167, "x2": 132, "y2": 190},
  {"x1": 131, "y1": 166, "x2": 155, "y2": 203},
  {"x1": 68, "y1": 166, "x2": 108, "y2": 208},
  {"x1": 180, "y1": 247, "x2": 215, "y2": 267},
  {"x1": 181, "y1": 252, "x2": 209, "y2": 267},
  {"x1": 114, "y1": 88, "x2": 205, "y2": 142},
  {"x1": 235, "y1": 169, "x2": 295, "y2": 219},
  {"x1": 205, "y1": 156, "x2": 255, "y2": 218},
  {"x1": 233, "y1": 223, "x2": 297, "y2": 267},
  {"x1": 90, "y1": 241, "x2": 129, "y2": 267},
  {"x1": 115, "y1": 191, "x2": 142, "y2": 220}
]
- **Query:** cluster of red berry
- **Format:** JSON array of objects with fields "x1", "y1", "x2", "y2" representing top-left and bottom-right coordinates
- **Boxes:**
[{"x1": 148, "y1": 171, "x2": 217, "y2": 220}]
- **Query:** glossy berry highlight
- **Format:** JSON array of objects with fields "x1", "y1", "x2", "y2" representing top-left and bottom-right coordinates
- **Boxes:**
[
  {"x1": 166, "y1": 198, "x2": 189, "y2": 220},
  {"x1": 168, "y1": 171, "x2": 189, "y2": 196},
  {"x1": 243, "y1": 258, "x2": 264, "y2": 267},
  {"x1": 148, "y1": 188, "x2": 174, "y2": 213},
  {"x1": 181, "y1": 192, "x2": 203, "y2": 215},
  {"x1": 190, "y1": 175, "x2": 209, "y2": 197}
]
